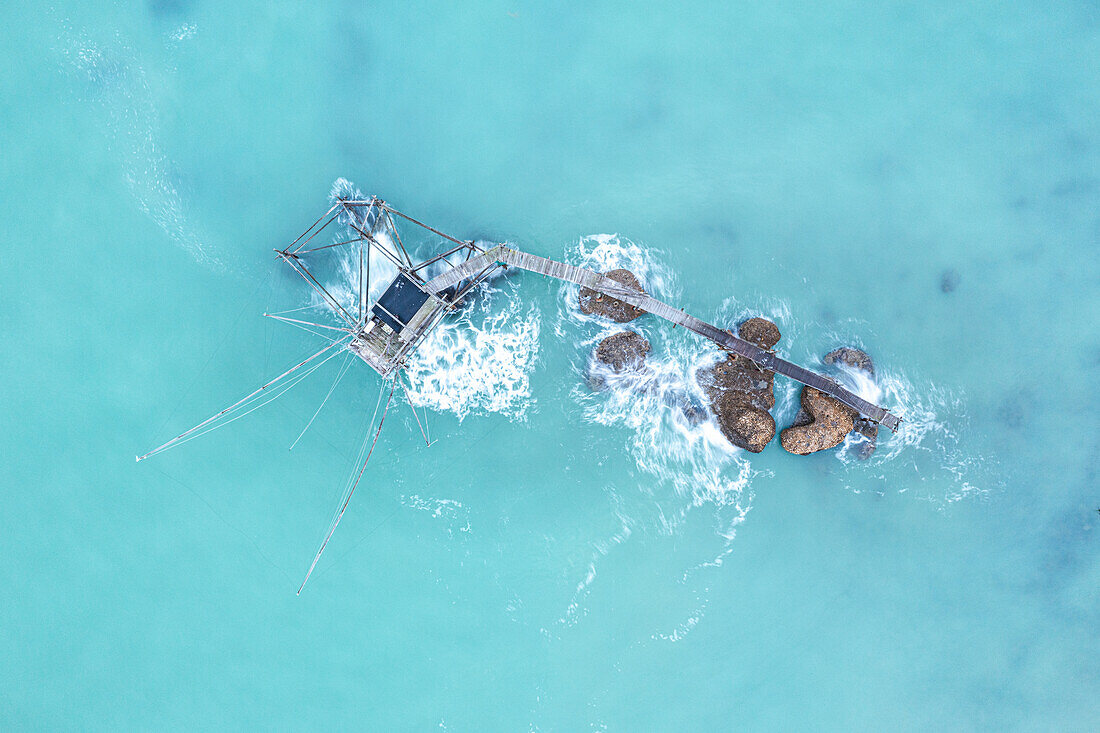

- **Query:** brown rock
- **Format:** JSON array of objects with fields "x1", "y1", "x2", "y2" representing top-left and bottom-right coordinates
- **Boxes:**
[
  {"x1": 780, "y1": 387, "x2": 857, "y2": 455},
  {"x1": 850, "y1": 419, "x2": 879, "y2": 460},
  {"x1": 594, "y1": 330, "x2": 651, "y2": 373},
  {"x1": 713, "y1": 392, "x2": 775, "y2": 452},
  {"x1": 697, "y1": 317, "x2": 781, "y2": 452},
  {"x1": 738, "y1": 317, "x2": 781, "y2": 349},
  {"x1": 578, "y1": 269, "x2": 647, "y2": 323},
  {"x1": 823, "y1": 347, "x2": 878, "y2": 459}
]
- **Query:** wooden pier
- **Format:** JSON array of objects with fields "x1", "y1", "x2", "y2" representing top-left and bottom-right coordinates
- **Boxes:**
[{"x1": 426, "y1": 246, "x2": 902, "y2": 432}]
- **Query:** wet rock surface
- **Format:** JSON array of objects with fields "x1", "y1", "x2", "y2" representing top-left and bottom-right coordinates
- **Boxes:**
[
  {"x1": 737, "y1": 317, "x2": 781, "y2": 349},
  {"x1": 823, "y1": 347, "x2": 875, "y2": 377},
  {"x1": 594, "y1": 330, "x2": 651, "y2": 373},
  {"x1": 578, "y1": 268, "x2": 647, "y2": 323},
  {"x1": 697, "y1": 317, "x2": 780, "y2": 452},
  {"x1": 823, "y1": 347, "x2": 878, "y2": 459},
  {"x1": 588, "y1": 330, "x2": 704, "y2": 426},
  {"x1": 780, "y1": 387, "x2": 858, "y2": 455}
]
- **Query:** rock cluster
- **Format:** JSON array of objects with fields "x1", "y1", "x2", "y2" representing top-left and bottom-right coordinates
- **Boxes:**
[
  {"x1": 780, "y1": 347, "x2": 879, "y2": 457},
  {"x1": 823, "y1": 347, "x2": 878, "y2": 459},
  {"x1": 779, "y1": 387, "x2": 858, "y2": 455},
  {"x1": 697, "y1": 317, "x2": 781, "y2": 453},
  {"x1": 578, "y1": 269, "x2": 647, "y2": 323},
  {"x1": 578, "y1": 270, "x2": 884, "y2": 458}
]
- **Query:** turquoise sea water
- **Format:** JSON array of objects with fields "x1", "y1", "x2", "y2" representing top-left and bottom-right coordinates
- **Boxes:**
[{"x1": 3, "y1": 1, "x2": 1100, "y2": 729}]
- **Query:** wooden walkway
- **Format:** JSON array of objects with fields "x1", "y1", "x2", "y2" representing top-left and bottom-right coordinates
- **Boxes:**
[{"x1": 427, "y1": 246, "x2": 902, "y2": 431}]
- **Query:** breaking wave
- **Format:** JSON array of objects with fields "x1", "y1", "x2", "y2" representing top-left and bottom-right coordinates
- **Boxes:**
[
  {"x1": 554, "y1": 234, "x2": 756, "y2": 638},
  {"x1": 300, "y1": 216, "x2": 988, "y2": 637},
  {"x1": 837, "y1": 368, "x2": 991, "y2": 505},
  {"x1": 561, "y1": 234, "x2": 754, "y2": 516},
  {"x1": 403, "y1": 285, "x2": 541, "y2": 421},
  {"x1": 550, "y1": 233, "x2": 990, "y2": 638}
]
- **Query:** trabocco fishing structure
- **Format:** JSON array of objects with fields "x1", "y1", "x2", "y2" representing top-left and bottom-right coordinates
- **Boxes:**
[{"x1": 137, "y1": 181, "x2": 901, "y2": 593}]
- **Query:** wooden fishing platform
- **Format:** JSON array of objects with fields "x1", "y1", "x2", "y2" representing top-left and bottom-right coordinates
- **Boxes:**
[
  {"x1": 138, "y1": 186, "x2": 903, "y2": 593},
  {"x1": 268, "y1": 192, "x2": 902, "y2": 435},
  {"x1": 274, "y1": 194, "x2": 489, "y2": 380}
]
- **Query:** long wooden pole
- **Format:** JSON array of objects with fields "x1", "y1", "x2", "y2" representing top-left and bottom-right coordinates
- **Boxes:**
[
  {"x1": 297, "y1": 378, "x2": 397, "y2": 594},
  {"x1": 136, "y1": 338, "x2": 348, "y2": 462},
  {"x1": 277, "y1": 252, "x2": 357, "y2": 328}
]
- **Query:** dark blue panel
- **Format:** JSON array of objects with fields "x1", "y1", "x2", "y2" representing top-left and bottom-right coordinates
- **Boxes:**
[{"x1": 372, "y1": 273, "x2": 429, "y2": 332}]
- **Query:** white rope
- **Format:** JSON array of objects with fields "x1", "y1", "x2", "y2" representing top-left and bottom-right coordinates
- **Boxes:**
[
  {"x1": 297, "y1": 378, "x2": 397, "y2": 594},
  {"x1": 141, "y1": 345, "x2": 348, "y2": 456},
  {"x1": 321, "y1": 377, "x2": 388, "y2": 531},
  {"x1": 289, "y1": 352, "x2": 354, "y2": 451},
  {"x1": 398, "y1": 372, "x2": 431, "y2": 446}
]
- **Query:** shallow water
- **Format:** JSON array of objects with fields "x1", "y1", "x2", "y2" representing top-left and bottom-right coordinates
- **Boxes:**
[{"x1": 2, "y1": 1, "x2": 1099, "y2": 729}]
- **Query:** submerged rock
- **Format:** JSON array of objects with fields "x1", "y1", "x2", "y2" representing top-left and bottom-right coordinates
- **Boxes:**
[
  {"x1": 780, "y1": 387, "x2": 858, "y2": 455},
  {"x1": 940, "y1": 268, "x2": 960, "y2": 293},
  {"x1": 588, "y1": 331, "x2": 704, "y2": 426},
  {"x1": 579, "y1": 269, "x2": 647, "y2": 323},
  {"x1": 823, "y1": 347, "x2": 878, "y2": 459},
  {"x1": 594, "y1": 330, "x2": 651, "y2": 373},
  {"x1": 697, "y1": 317, "x2": 780, "y2": 453},
  {"x1": 823, "y1": 347, "x2": 875, "y2": 377}
]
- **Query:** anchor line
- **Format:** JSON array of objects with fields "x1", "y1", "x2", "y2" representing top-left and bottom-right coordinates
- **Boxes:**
[
  {"x1": 398, "y1": 373, "x2": 431, "y2": 446},
  {"x1": 289, "y1": 351, "x2": 355, "y2": 451}
]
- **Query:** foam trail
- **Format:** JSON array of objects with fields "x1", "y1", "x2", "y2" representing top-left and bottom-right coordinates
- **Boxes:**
[
  {"x1": 399, "y1": 495, "x2": 472, "y2": 538},
  {"x1": 55, "y1": 19, "x2": 216, "y2": 268},
  {"x1": 562, "y1": 235, "x2": 753, "y2": 513},
  {"x1": 556, "y1": 235, "x2": 757, "y2": 639}
]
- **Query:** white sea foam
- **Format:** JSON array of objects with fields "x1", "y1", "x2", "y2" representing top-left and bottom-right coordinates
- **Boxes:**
[
  {"x1": 306, "y1": 182, "x2": 542, "y2": 421},
  {"x1": 562, "y1": 234, "x2": 754, "y2": 514},
  {"x1": 399, "y1": 494, "x2": 471, "y2": 537},
  {"x1": 837, "y1": 368, "x2": 991, "y2": 505},
  {"x1": 404, "y1": 284, "x2": 541, "y2": 421},
  {"x1": 167, "y1": 23, "x2": 197, "y2": 44},
  {"x1": 709, "y1": 291, "x2": 989, "y2": 506},
  {"x1": 556, "y1": 235, "x2": 756, "y2": 637}
]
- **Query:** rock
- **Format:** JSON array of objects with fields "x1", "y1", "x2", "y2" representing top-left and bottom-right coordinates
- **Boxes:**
[
  {"x1": 737, "y1": 317, "x2": 781, "y2": 349},
  {"x1": 713, "y1": 392, "x2": 776, "y2": 452},
  {"x1": 675, "y1": 396, "x2": 708, "y2": 426},
  {"x1": 697, "y1": 317, "x2": 781, "y2": 452},
  {"x1": 823, "y1": 347, "x2": 878, "y2": 459},
  {"x1": 579, "y1": 269, "x2": 647, "y2": 322},
  {"x1": 780, "y1": 387, "x2": 857, "y2": 455},
  {"x1": 850, "y1": 420, "x2": 879, "y2": 460},
  {"x1": 823, "y1": 347, "x2": 875, "y2": 378},
  {"x1": 594, "y1": 330, "x2": 651, "y2": 373},
  {"x1": 940, "y1": 268, "x2": 960, "y2": 293},
  {"x1": 588, "y1": 332, "x2": 704, "y2": 426}
]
